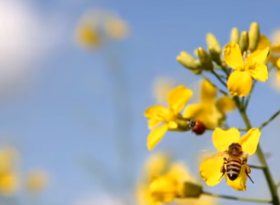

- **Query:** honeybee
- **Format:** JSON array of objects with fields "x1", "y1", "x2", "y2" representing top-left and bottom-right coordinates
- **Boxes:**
[{"x1": 220, "y1": 143, "x2": 254, "y2": 183}]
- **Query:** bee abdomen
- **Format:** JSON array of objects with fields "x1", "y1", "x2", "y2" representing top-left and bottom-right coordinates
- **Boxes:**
[{"x1": 226, "y1": 159, "x2": 241, "y2": 181}]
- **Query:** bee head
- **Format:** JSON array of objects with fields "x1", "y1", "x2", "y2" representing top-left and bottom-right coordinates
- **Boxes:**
[{"x1": 228, "y1": 143, "x2": 243, "y2": 156}]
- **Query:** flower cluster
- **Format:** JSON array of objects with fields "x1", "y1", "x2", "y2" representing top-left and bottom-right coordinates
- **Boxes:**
[
  {"x1": 75, "y1": 9, "x2": 128, "y2": 49},
  {"x1": 143, "y1": 21, "x2": 280, "y2": 204}
]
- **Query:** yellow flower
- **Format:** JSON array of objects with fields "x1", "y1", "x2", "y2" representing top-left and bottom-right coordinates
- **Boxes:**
[
  {"x1": 75, "y1": 10, "x2": 128, "y2": 49},
  {"x1": 144, "y1": 152, "x2": 170, "y2": 179},
  {"x1": 200, "y1": 127, "x2": 261, "y2": 191},
  {"x1": 104, "y1": 17, "x2": 127, "y2": 39},
  {"x1": 144, "y1": 86, "x2": 193, "y2": 150},
  {"x1": 224, "y1": 42, "x2": 269, "y2": 97},
  {"x1": 184, "y1": 80, "x2": 235, "y2": 129},
  {"x1": 25, "y1": 170, "x2": 48, "y2": 192},
  {"x1": 152, "y1": 77, "x2": 174, "y2": 104},
  {"x1": 136, "y1": 182, "x2": 162, "y2": 205},
  {"x1": 149, "y1": 162, "x2": 200, "y2": 203},
  {"x1": 75, "y1": 21, "x2": 101, "y2": 49},
  {"x1": 0, "y1": 172, "x2": 17, "y2": 195}
]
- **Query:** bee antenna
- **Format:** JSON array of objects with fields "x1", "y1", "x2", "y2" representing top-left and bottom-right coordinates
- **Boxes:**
[{"x1": 247, "y1": 174, "x2": 254, "y2": 184}]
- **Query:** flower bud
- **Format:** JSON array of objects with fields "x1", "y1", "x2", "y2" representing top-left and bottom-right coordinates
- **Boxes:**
[
  {"x1": 239, "y1": 31, "x2": 249, "y2": 53},
  {"x1": 248, "y1": 22, "x2": 260, "y2": 52},
  {"x1": 180, "y1": 182, "x2": 202, "y2": 198},
  {"x1": 197, "y1": 47, "x2": 213, "y2": 70},
  {"x1": 149, "y1": 176, "x2": 202, "y2": 203},
  {"x1": 230, "y1": 27, "x2": 240, "y2": 43},
  {"x1": 206, "y1": 33, "x2": 221, "y2": 54},
  {"x1": 206, "y1": 33, "x2": 222, "y2": 64},
  {"x1": 177, "y1": 52, "x2": 202, "y2": 74}
]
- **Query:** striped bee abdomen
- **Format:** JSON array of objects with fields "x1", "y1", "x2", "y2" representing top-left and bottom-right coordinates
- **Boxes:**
[{"x1": 226, "y1": 158, "x2": 242, "y2": 181}]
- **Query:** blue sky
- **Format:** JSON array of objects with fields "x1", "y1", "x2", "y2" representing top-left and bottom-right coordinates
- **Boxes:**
[{"x1": 1, "y1": 0, "x2": 280, "y2": 204}]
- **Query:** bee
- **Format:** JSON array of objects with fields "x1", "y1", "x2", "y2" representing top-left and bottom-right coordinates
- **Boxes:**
[
  {"x1": 220, "y1": 143, "x2": 254, "y2": 183},
  {"x1": 188, "y1": 119, "x2": 206, "y2": 135}
]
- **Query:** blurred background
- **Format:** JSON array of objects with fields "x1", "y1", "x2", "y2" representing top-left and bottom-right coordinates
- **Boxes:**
[{"x1": 1, "y1": 0, "x2": 280, "y2": 204}]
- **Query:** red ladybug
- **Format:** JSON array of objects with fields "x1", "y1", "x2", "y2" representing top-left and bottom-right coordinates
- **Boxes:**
[{"x1": 189, "y1": 120, "x2": 206, "y2": 135}]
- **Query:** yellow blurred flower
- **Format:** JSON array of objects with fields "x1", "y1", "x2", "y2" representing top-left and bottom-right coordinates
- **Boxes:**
[
  {"x1": 136, "y1": 182, "x2": 162, "y2": 205},
  {"x1": 144, "y1": 152, "x2": 170, "y2": 179},
  {"x1": 0, "y1": 148, "x2": 19, "y2": 195},
  {"x1": 152, "y1": 77, "x2": 175, "y2": 104},
  {"x1": 26, "y1": 170, "x2": 48, "y2": 192},
  {"x1": 136, "y1": 152, "x2": 203, "y2": 205},
  {"x1": 0, "y1": 172, "x2": 17, "y2": 195},
  {"x1": 200, "y1": 127, "x2": 261, "y2": 191},
  {"x1": 104, "y1": 17, "x2": 127, "y2": 39},
  {"x1": 76, "y1": 21, "x2": 101, "y2": 49},
  {"x1": 175, "y1": 196, "x2": 215, "y2": 205},
  {"x1": 76, "y1": 9, "x2": 128, "y2": 49},
  {"x1": 183, "y1": 79, "x2": 235, "y2": 129},
  {"x1": 270, "y1": 29, "x2": 280, "y2": 53},
  {"x1": 144, "y1": 86, "x2": 193, "y2": 150},
  {"x1": 0, "y1": 148, "x2": 18, "y2": 173},
  {"x1": 224, "y1": 42, "x2": 270, "y2": 97},
  {"x1": 136, "y1": 154, "x2": 201, "y2": 205}
]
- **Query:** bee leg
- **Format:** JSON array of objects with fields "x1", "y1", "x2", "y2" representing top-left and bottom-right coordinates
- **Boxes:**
[
  {"x1": 219, "y1": 158, "x2": 226, "y2": 181},
  {"x1": 245, "y1": 164, "x2": 254, "y2": 184}
]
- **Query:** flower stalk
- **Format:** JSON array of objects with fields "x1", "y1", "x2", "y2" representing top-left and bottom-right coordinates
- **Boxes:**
[
  {"x1": 259, "y1": 109, "x2": 280, "y2": 130},
  {"x1": 202, "y1": 191, "x2": 272, "y2": 204},
  {"x1": 234, "y1": 97, "x2": 280, "y2": 205}
]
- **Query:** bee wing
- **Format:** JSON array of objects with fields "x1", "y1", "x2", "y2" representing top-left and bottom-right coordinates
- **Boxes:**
[{"x1": 199, "y1": 152, "x2": 225, "y2": 186}]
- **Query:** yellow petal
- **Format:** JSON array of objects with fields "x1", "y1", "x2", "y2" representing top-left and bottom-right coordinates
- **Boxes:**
[
  {"x1": 135, "y1": 183, "x2": 158, "y2": 205},
  {"x1": 271, "y1": 44, "x2": 280, "y2": 53},
  {"x1": 199, "y1": 153, "x2": 224, "y2": 186},
  {"x1": 212, "y1": 128, "x2": 240, "y2": 152},
  {"x1": 224, "y1": 43, "x2": 244, "y2": 70},
  {"x1": 168, "y1": 86, "x2": 193, "y2": 114},
  {"x1": 216, "y1": 96, "x2": 236, "y2": 113},
  {"x1": 255, "y1": 34, "x2": 270, "y2": 51},
  {"x1": 227, "y1": 71, "x2": 252, "y2": 97},
  {"x1": 239, "y1": 128, "x2": 261, "y2": 155},
  {"x1": 148, "y1": 119, "x2": 163, "y2": 130},
  {"x1": 200, "y1": 80, "x2": 217, "y2": 104},
  {"x1": 145, "y1": 105, "x2": 169, "y2": 129},
  {"x1": 147, "y1": 125, "x2": 168, "y2": 151},
  {"x1": 145, "y1": 105, "x2": 169, "y2": 119},
  {"x1": 183, "y1": 104, "x2": 204, "y2": 119},
  {"x1": 248, "y1": 64, "x2": 268, "y2": 82},
  {"x1": 167, "y1": 162, "x2": 192, "y2": 182},
  {"x1": 184, "y1": 104, "x2": 222, "y2": 129},
  {"x1": 225, "y1": 165, "x2": 247, "y2": 191},
  {"x1": 277, "y1": 58, "x2": 280, "y2": 69},
  {"x1": 248, "y1": 46, "x2": 270, "y2": 65},
  {"x1": 149, "y1": 176, "x2": 178, "y2": 203}
]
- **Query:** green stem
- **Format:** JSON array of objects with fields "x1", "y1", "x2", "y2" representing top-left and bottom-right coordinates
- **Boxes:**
[
  {"x1": 244, "y1": 80, "x2": 257, "y2": 109},
  {"x1": 259, "y1": 109, "x2": 280, "y2": 130},
  {"x1": 275, "y1": 181, "x2": 280, "y2": 188},
  {"x1": 201, "y1": 74, "x2": 228, "y2": 96},
  {"x1": 202, "y1": 192, "x2": 272, "y2": 203},
  {"x1": 211, "y1": 70, "x2": 227, "y2": 87},
  {"x1": 249, "y1": 164, "x2": 265, "y2": 169},
  {"x1": 234, "y1": 97, "x2": 280, "y2": 205},
  {"x1": 238, "y1": 128, "x2": 248, "y2": 132}
]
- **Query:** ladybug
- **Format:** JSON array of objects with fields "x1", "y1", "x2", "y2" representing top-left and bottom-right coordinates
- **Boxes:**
[{"x1": 189, "y1": 119, "x2": 206, "y2": 135}]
